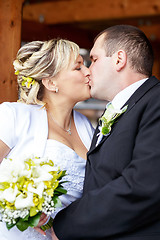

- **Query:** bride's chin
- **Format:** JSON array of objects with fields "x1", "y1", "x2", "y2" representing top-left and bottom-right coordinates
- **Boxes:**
[
  {"x1": 88, "y1": 88, "x2": 92, "y2": 99},
  {"x1": 85, "y1": 93, "x2": 91, "y2": 101}
]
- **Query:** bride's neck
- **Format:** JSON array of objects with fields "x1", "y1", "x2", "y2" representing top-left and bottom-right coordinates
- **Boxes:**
[{"x1": 44, "y1": 97, "x2": 74, "y2": 129}]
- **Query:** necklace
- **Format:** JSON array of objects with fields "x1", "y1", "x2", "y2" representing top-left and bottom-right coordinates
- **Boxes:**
[{"x1": 49, "y1": 112, "x2": 72, "y2": 135}]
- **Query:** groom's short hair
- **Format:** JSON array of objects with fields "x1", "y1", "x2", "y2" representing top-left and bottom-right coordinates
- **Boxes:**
[{"x1": 96, "y1": 25, "x2": 154, "y2": 77}]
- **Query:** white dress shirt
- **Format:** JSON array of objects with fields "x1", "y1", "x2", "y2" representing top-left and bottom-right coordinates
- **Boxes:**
[
  {"x1": 112, "y1": 78, "x2": 148, "y2": 110},
  {"x1": 96, "y1": 78, "x2": 148, "y2": 146}
]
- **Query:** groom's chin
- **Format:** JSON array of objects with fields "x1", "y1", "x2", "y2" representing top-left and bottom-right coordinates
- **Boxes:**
[{"x1": 90, "y1": 90, "x2": 98, "y2": 100}]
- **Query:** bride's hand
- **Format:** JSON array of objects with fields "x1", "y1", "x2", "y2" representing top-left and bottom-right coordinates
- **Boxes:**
[
  {"x1": 51, "y1": 227, "x2": 59, "y2": 240},
  {"x1": 34, "y1": 213, "x2": 49, "y2": 236}
]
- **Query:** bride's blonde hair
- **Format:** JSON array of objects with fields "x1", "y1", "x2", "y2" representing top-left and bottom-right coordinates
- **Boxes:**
[{"x1": 13, "y1": 39, "x2": 79, "y2": 105}]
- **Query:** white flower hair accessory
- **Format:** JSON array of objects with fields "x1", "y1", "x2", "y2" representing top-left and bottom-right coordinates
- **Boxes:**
[{"x1": 15, "y1": 70, "x2": 36, "y2": 89}]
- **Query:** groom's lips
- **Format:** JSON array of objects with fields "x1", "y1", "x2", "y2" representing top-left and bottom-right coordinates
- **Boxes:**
[
  {"x1": 85, "y1": 76, "x2": 91, "y2": 85},
  {"x1": 85, "y1": 79, "x2": 91, "y2": 89},
  {"x1": 88, "y1": 77, "x2": 92, "y2": 86},
  {"x1": 85, "y1": 80, "x2": 90, "y2": 85}
]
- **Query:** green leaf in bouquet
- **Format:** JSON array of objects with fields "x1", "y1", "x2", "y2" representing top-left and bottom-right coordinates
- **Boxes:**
[
  {"x1": 28, "y1": 212, "x2": 41, "y2": 227},
  {"x1": 30, "y1": 207, "x2": 38, "y2": 217},
  {"x1": 23, "y1": 213, "x2": 30, "y2": 221},
  {"x1": 57, "y1": 170, "x2": 67, "y2": 180},
  {"x1": 6, "y1": 221, "x2": 17, "y2": 230},
  {"x1": 16, "y1": 212, "x2": 41, "y2": 231},
  {"x1": 59, "y1": 180, "x2": 68, "y2": 184},
  {"x1": 54, "y1": 186, "x2": 67, "y2": 195},
  {"x1": 53, "y1": 196, "x2": 62, "y2": 208},
  {"x1": 6, "y1": 214, "x2": 30, "y2": 231},
  {"x1": 16, "y1": 218, "x2": 30, "y2": 231}
]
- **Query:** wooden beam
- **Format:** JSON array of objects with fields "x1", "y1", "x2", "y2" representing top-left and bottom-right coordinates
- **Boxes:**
[
  {"x1": 0, "y1": 0, "x2": 24, "y2": 103},
  {"x1": 22, "y1": 17, "x2": 160, "y2": 48},
  {"x1": 139, "y1": 23, "x2": 160, "y2": 42},
  {"x1": 23, "y1": 0, "x2": 160, "y2": 25},
  {"x1": 21, "y1": 21, "x2": 98, "y2": 49},
  {"x1": 104, "y1": 17, "x2": 160, "y2": 43}
]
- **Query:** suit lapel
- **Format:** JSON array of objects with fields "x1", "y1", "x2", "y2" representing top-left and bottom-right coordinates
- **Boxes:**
[
  {"x1": 88, "y1": 125, "x2": 101, "y2": 152},
  {"x1": 122, "y1": 76, "x2": 159, "y2": 111},
  {"x1": 88, "y1": 76, "x2": 160, "y2": 156}
]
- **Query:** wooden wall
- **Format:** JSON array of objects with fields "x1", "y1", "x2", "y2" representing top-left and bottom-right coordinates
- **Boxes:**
[
  {"x1": 0, "y1": 0, "x2": 160, "y2": 102},
  {"x1": 0, "y1": 0, "x2": 24, "y2": 102}
]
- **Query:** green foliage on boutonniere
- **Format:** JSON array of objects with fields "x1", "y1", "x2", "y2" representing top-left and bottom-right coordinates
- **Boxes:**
[{"x1": 99, "y1": 103, "x2": 128, "y2": 135}]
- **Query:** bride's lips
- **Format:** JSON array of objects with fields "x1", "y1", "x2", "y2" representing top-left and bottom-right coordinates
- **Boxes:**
[
  {"x1": 85, "y1": 76, "x2": 91, "y2": 86},
  {"x1": 85, "y1": 79, "x2": 91, "y2": 90}
]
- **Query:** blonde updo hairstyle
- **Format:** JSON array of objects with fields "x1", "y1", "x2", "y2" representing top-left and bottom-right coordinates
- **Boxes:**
[{"x1": 13, "y1": 39, "x2": 80, "y2": 105}]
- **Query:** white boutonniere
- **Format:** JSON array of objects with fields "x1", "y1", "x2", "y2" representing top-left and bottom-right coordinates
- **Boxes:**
[{"x1": 99, "y1": 103, "x2": 128, "y2": 135}]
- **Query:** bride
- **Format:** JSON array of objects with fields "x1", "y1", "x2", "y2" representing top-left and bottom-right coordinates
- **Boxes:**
[{"x1": 0, "y1": 39, "x2": 94, "y2": 240}]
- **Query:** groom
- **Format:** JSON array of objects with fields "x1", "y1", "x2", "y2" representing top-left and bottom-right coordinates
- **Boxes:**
[{"x1": 52, "y1": 25, "x2": 160, "y2": 239}]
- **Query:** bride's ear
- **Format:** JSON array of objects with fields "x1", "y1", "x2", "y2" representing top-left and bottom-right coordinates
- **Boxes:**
[{"x1": 42, "y1": 78, "x2": 58, "y2": 92}]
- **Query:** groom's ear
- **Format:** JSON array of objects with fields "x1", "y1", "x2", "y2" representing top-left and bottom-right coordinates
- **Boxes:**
[{"x1": 114, "y1": 50, "x2": 127, "y2": 72}]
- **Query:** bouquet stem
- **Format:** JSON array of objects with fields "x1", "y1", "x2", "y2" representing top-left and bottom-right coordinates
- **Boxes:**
[{"x1": 40, "y1": 217, "x2": 54, "y2": 231}]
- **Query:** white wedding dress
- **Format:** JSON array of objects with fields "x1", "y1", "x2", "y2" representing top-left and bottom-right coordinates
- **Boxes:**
[{"x1": 0, "y1": 139, "x2": 87, "y2": 240}]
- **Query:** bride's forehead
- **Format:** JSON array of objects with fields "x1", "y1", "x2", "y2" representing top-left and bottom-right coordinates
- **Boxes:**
[
  {"x1": 68, "y1": 54, "x2": 83, "y2": 68},
  {"x1": 75, "y1": 55, "x2": 83, "y2": 63}
]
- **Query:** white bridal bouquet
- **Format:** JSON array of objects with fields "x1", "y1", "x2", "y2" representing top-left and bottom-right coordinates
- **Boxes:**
[{"x1": 0, "y1": 155, "x2": 67, "y2": 231}]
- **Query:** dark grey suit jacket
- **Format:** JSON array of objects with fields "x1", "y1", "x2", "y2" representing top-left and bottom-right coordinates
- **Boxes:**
[{"x1": 54, "y1": 76, "x2": 160, "y2": 240}]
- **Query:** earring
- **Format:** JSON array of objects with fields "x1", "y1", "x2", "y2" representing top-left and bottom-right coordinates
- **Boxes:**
[{"x1": 55, "y1": 87, "x2": 59, "y2": 93}]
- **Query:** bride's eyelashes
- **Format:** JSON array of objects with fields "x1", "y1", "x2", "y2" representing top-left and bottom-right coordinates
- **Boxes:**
[{"x1": 76, "y1": 67, "x2": 81, "y2": 71}]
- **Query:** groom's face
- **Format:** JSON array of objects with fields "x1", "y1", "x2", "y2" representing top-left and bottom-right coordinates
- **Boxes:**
[{"x1": 89, "y1": 34, "x2": 115, "y2": 101}]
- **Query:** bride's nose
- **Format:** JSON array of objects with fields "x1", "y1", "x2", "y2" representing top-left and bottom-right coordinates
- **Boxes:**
[{"x1": 84, "y1": 66, "x2": 91, "y2": 77}]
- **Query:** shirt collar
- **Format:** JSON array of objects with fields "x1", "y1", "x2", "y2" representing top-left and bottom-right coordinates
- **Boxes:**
[{"x1": 111, "y1": 78, "x2": 148, "y2": 110}]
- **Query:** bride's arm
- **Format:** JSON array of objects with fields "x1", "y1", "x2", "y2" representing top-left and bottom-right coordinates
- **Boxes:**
[
  {"x1": 0, "y1": 140, "x2": 10, "y2": 162},
  {"x1": 51, "y1": 228, "x2": 59, "y2": 240}
]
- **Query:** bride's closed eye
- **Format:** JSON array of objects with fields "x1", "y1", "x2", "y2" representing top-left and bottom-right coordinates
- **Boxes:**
[{"x1": 76, "y1": 67, "x2": 81, "y2": 71}]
